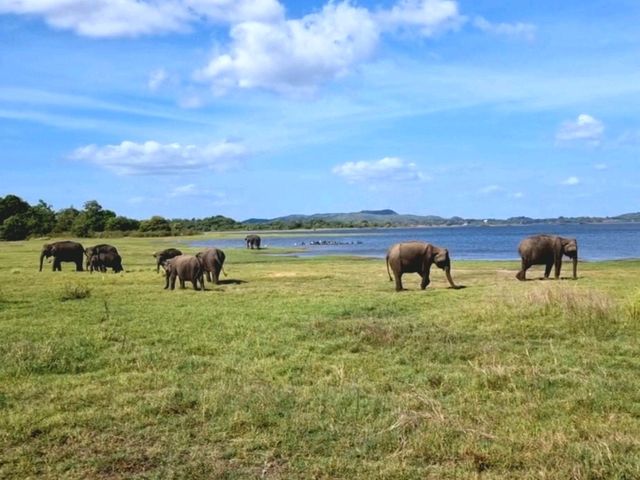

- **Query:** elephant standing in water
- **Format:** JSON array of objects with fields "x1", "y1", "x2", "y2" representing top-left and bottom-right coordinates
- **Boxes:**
[
  {"x1": 386, "y1": 241, "x2": 458, "y2": 292},
  {"x1": 163, "y1": 255, "x2": 205, "y2": 291},
  {"x1": 153, "y1": 248, "x2": 182, "y2": 272},
  {"x1": 85, "y1": 244, "x2": 122, "y2": 272},
  {"x1": 196, "y1": 248, "x2": 226, "y2": 284},
  {"x1": 245, "y1": 234, "x2": 261, "y2": 249},
  {"x1": 39, "y1": 241, "x2": 84, "y2": 271},
  {"x1": 516, "y1": 235, "x2": 578, "y2": 281}
]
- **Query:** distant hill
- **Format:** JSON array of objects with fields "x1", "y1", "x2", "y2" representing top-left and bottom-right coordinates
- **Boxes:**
[{"x1": 241, "y1": 210, "x2": 640, "y2": 228}]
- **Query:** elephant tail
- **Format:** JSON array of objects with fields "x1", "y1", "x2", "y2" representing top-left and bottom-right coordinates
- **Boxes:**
[
  {"x1": 386, "y1": 254, "x2": 392, "y2": 281},
  {"x1": 222, "y1": 265, "x2": 228, "y2": 277}
]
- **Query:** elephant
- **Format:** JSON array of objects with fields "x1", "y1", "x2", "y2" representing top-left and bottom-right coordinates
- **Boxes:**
[
  {"x1": 196, "y1": 248, "x2": 226, "y2": 284},
  {"x1": 245, "y1": 234, "x2": 261, "y2": 249},
  {"x1": 88, "y1": 252, "x2": 123, "y2": 273},
  {"x1": 516, "y1": 235, "x2": 578, "y2": 281},
  {"x1": 386, "y1": 241, "x2": 458, "y2": 292},
  {"x1": 39, "y1": 241, "x2": 84, "y2": 272},
  {"x1": 152, "y1": 248, "x2": 182, "y2": 272},
  {"x1": 163, "y1": 255, "x2": 205, "y2": 291},
  {"x1": 85, "y1": 244, "x2": 120, "y2": 270}
]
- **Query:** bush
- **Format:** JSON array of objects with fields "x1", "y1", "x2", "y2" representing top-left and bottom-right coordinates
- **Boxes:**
[{"x1": 60, "y1": 283, "x2": 91, "y2": 301}]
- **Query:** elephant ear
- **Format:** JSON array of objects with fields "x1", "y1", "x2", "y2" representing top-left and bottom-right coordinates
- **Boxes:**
[{"x1": 423, "y1": 244, "x2": 434, "y2": 267}]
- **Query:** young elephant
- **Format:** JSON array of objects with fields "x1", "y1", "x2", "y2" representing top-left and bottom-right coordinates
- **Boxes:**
[
  {"x1": 88, "y1": 252, "x2": 123, "y2": 273},
  {"x1": 85, "y1": 244, "x2": 119, "y2": 270},
  {"x1": 386, "y1": 241, "x2": 458, "y2": 292},
  {"x1": 196, "y1": 248, "x2": 226, "y2": 284},
  {"x1": 516, "y1": 235, "x2": 578, "y2": 281},
  {"x1": 153, "y1": 248, "x2": 183, "y2": 273},
  {"x1": 163, "y1": 255, "x2": 205, "y2": 291}
]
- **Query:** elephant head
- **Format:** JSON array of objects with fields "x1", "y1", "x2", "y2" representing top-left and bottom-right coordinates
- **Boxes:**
[
  {"x1": 39, "y1": 244, "x2": 54, "y2": 271},
  {"x1": 557, "y1": 237, "x2": 578, "y2": 279},
  {"x1": 431, "y1": 246, "x2": 457, "y2": 288}
]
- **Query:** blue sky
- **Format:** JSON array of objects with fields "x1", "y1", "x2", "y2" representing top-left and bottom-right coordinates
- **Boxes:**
[{"x1": 1, "y1": 0, "x2": 639, "y2": 220}]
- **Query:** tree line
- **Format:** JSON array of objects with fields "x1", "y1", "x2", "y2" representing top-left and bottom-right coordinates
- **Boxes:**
[
  {"x1": 0, "y1": 194, "x2": 378, "y2": 241},
  {"x1": 0, "y1": 195, "x2": 240, "y2": 240}
]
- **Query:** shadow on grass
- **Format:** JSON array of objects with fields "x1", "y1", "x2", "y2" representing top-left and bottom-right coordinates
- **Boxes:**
[{"x1": 214, "y1": 279, "x2": 248, "y2": 285}]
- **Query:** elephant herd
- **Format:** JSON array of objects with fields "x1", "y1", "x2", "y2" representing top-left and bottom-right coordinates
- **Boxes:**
[
  {"x1": 38, "y1": 233, "x2": 578, "y2": 292},
  {"x1": 387, "y1": 234, "x2": 578, "y2": 291}
]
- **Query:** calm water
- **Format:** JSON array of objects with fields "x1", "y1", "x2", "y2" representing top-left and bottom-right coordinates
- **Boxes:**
[{"x1": 191, "y1": 223, "x2": 640, "y2": 261}]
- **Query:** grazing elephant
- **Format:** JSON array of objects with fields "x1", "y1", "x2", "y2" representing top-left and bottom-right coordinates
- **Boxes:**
[
  {"x1": 88, "y1": 252, "x2": 123, "y2": 273},
  {"x1": 386, "y1": 241, "x2": 458, "y2": 292},
  {"x1": 39, "y1": 241, "x2": 84, "y2": 272},
  {"x1": 153, "y1": 248, "x2": 182, "y2": 272},
  {"x1": 245, "y1": 234, "x2": 261, "y2": 249},
  {"x1": 163, "y1": 255, "x2": 205, "y2": 291},
  {"x1": 85, "y1": 244, "x2": 119, "y2": 270},
  {"x1": 516, "y1": 235, "x2": 578, "y2": 281},
  {"x1": 196, "y1": 248, "x2": 226, "y2": 284}
]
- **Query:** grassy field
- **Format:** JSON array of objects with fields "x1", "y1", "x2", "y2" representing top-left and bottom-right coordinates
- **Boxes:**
[{"x1": 1, "y1": 236, "x2": 640, "y2": 479}]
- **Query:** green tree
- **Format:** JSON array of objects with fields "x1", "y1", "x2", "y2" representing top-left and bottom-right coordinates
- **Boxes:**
[
  {"x1": 105, "y1": 216, "x2": 140, "y2": 231},
  {"x1": 139, "y1": 216, "x2": 171, "y2": 233},
  {"x1": 0, "y1": 194, "x2": 30, "y2": 224},
  {"x1": 53, "y1": 207, "x2": 80, "y2": 233},
  {"x1": 70, "y1": 213, "x2": 91, "y2": 237},
  {"x1": 0, "y1": 214, "x2": 29, "y2": 240},
  {"x1": 26, "y1": 200, "x2": 56, "y2": 235},
  {"x1": 82, "y1": 200, "x2": 115, "y2": 232}
]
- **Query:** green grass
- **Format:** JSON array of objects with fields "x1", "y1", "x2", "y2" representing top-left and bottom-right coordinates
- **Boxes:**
[{"x1": 1, "y1": 236, "x2": 640, "y2": 479}]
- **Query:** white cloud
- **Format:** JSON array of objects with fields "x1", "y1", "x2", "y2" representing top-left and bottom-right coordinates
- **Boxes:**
[
  {"x1": 512, "y1": 192, "x2": 524, "y2": 199},
  {"x1": 0, "y1": 0, "x2": 284, "y2": 37},
  {"x1": 556, "y1": 114, "x2": 604, "y2": 145},
  {"x1": 594, "y1": 163, "x2": 607, "y2": 170},
  {"x1": 562, "y1": 176, "x2": 580, "y2": 186},
  {"x1": 196, "y1": 2, "x2": 380, "y2": 94},
  {"x1": 71, "y1": 140, "x2": 247, "y2": 175},
  {"x1": 196, "y1": 0, "x2": 465, "y2": 94},
  {"x1": 332, "y1": 157, "x2": 427, "y2": 183},
  {"x1": 377, "y1": 0, "x2": 463, "y2": 37},
  {"x1": 473, "y1": 16, "x2": 536, "y2": 41},
  {"x1": 0, "y1": 0, "x2": 192, "y2": 37}
]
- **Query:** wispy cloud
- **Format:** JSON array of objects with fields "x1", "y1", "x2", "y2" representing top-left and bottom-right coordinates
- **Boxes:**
[
  {"x1": 71, "y1": 140, "x2": 247, "y2": 175},
  {"x1": 562, "y1": 176, "x2": 580, "y2": 186},
  {"x1": 479, "y1": 185, "x2": 502, "y2": 194},
  {"x1": 556, "y1": 114, "x2": 604, "y2": 145},
  {"x1": 332, "y1": 157, "x2": 427, "y2": 184},
  {"x1": 473, "y1": 16, "x2": 536, "y2": 41}
]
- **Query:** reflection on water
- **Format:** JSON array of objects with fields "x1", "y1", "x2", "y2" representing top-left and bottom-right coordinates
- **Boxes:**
[{"x1": 191, "y1": 223, "x2": 640, "y2": 261}]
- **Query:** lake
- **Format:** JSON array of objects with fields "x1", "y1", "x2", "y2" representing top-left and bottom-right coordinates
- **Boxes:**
[{"x1": 191, "y1": 223, "x2": 640, "y2": 261}]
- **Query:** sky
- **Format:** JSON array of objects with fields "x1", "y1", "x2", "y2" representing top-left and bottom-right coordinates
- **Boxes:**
[{"x1": 1, "y1": 0, "x2": 639, "y2": 221}]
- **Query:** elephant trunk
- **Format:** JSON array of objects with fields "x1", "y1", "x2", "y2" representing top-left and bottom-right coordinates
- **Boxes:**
[
  {"x1": 572, "y1": 256, "x2": 578, "y2": 279},
  {"x1": 444, "y1": 265, "x2": 457, "y2": 289},
  {"x1": 39, "y1": 251, "x2": 46, "y2": 272}
]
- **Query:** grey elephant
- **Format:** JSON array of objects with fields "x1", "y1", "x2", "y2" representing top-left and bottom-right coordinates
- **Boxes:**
[
  {"x1": 386, "y1": 241, "x2": 458, "y2": 292},
  {"x1": 85, "y1": 244, "x2": 120, "y2": 271},
  {"x1": 516, "y1": 235, "x2": 578, "y2": 281},
  {"x1": 152, "y1": 248, "x2": 182, "y2": 272},
  {"x1": 245, "y1": 234, "x2": 261, "y2": 249},
  {"x1": 39, "y1": 241, "x2": 84, "y2": 271},
  {"x1": 196, "y1": 248, "x2": 226, "y2": 284},
  {"x1": 163, "y1": 255, "x2": 205, "y2": 291},
  {"x1": 88, "y1": 252, "x2": 124, "y2": 273}
]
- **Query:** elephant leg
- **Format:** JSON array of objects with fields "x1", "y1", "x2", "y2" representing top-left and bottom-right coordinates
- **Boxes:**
[
  {"x1": 53, "y1": 258, "x2": 61, "y2": 271},
  {"x1": 205, "y1": 271, "x2": 212, "y2": 283},
  {"x1": 213, "y1": 267, "x2": 220, "y2": 284},
  {"x1": 170, "y1": 272, "x2": 177, "y2": 290},
  {"x1": 393, "y1": 271, "x2": 404, "y2": 292},
  {"x1": 544, "y1": 262, "x2": 553, "y2": 279},
  {"x1": 164, "y1": 271, "x2": 170, "y2": 289},
  {"x1": 516, "y1": 259, "x2": 528, "y2": 281},
  {"x1": 191, "y1": 279, "x2": 198, "y2": 290},
  {"x1": 554, "y1": 259, "x2": 562, "y2": 279},
  {"x1": 420, "y1": 273, "x2": 430, "y2": 290},
  {"x1": 179, "y1": 278, "x2": 186, "y2": 289}
]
